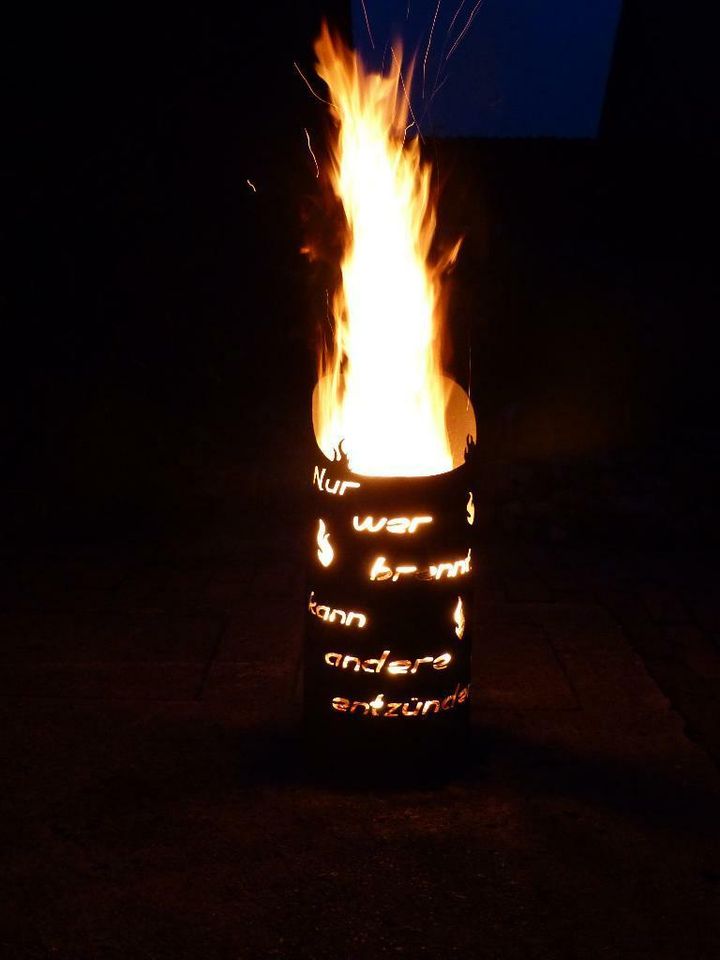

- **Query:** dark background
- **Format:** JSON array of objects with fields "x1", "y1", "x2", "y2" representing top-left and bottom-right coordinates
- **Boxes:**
[
  {"x1": 2, "y1": 6, "x2": 720, "y2": 958},
  {"x1": 3, "y1": 1, "x2": 719, "y2": 546}
]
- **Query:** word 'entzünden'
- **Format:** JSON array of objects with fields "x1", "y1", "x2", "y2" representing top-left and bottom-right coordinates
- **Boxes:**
[{"x1": 331, "y1": 684, "x2": 470, "y2": 717}]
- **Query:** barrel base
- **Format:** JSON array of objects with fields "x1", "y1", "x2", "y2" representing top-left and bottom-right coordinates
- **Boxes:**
[{"x1": 301, "y1": 709, "x2": 471, "y2": 787}]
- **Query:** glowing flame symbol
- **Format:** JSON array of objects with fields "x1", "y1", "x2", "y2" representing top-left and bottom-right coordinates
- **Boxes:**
[
  {"x1": 466, "y1": 491, "x2": 475, "y2": 526},
  {"x1": 317, "y1": 519, "x2": 334, "y2": 567},
  {"x1": 370, "y1": 694, "x2": 385, "y2": 714},
  {"x1": 454, "y1": 597, "x2": 465, "y2": 640}
]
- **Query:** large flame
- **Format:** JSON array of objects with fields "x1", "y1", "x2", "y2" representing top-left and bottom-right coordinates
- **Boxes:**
[{"x1": 313, "y1": 26, "x2": 459, "y2": 477}]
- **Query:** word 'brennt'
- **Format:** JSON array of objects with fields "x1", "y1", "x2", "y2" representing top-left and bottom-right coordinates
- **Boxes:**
[
  {"x1": 370, "y1": 549, "x2": 472, "y2": 582},
  {"x1": 324, "y1": 649, "x2": 451, "y2": 674},
  {"x1": 313, "y1": 465, "x2": 360, "y2": 497},
  {"x1": 352, "y1": 515, "x2": 433, "y2": 534},
  {"x1": 308, "y1": 592, "x2": 367, "y2": 628},
  {"x1": 331, "y1": 683, "x2": 471, "y2": 717}
]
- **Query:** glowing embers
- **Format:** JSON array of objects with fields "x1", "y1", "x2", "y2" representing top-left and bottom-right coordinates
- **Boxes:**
[
  {"x1": 466, "y1": 491, "x2": 475, "y2": 526},
  {"x1": 353, "y1": 515, "x2": 433, "y2": 534},
  {"x1": 331, "y1": 683, "x2": 471, "y2": 717},
  {"x1": 313, "y1": 465, "x2": 360, "y2": 497},
  {"x1": 324, "y1": 648, "x2": 452, "y2": 674},
  {"x1": 369, "y1": 549, "x2": 472, "y2": 582},
  {"x1": 308, "y1": 592, "x2": 367, "y2": 629},
  {"x1": 316, "y1": 519, "x2": 334, "y2": 567}
]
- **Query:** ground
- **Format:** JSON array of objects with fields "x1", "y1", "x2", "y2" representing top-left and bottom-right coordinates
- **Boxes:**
[
  {"x1": 2, "y1": 430, "x2": 720, "y2": 960},
  {"x1": 4, "y1": 87, "x2": 720, "y2": 958}
]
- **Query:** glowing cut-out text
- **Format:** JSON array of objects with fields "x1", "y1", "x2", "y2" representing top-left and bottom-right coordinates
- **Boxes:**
[
  {"x1": 331, "y1": 683, "x2": 471, "y2": 717},
  {"x1": 370, "y1": 549, "x2": 472, "y2": 582},
  {"x1": 308, "y1": 592, "x2": 367, "y2": 628},
  {"x1": 352, "y1": 515, "x2": 433, "y2": 535},
  {"x1": 313, "y1": 465, "x2": 360, "y2": 497},
  {"x1": 324, "y1": 648, "x2": 451, "y2": 674}
]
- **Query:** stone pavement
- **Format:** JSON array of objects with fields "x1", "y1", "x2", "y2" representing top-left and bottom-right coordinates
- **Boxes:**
[{"x1": 2, "y1": 475, "x2": 720, "y2": 960}]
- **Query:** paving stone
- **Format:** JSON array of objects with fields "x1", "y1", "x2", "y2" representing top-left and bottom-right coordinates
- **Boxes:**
[
  {"x1": 473, "y1": 609, "x2": 579, "y2": 710},
  {"x1": 113, "y1": 567, "x2": 176, "y2": 609},
  {"x1": 665, "y1": 624, "x2": 720, "y2": 679},
  {"x1": 216, "y1": 601, "x2": 302, "y2": 662},
  {"x1": 2, "y1": 534, "x2": 719, "y2": 959},
  {"x1": 201, "y1": 662, "x2": 299, "y2": 723},
  {"x1": 201, "y1": 578, "x2": 256, "y2": 610},
  {"x1": 0, "y1": 661, "x2": 203, "y2": 700},
  {"x1": 532, "y1": 603, "x2": 671, "y2": 718},
  {"x1": 62, "y1": 612, "x2": 223, "y2": 662},
  {"x1": 0, "y1": 613, "x2": 78, "y2": 660},
  {"x1": 684, "y1": 590, "x2": 720, "y2": 634},
  {"x1": 208, "y1": 562, "x2": 256, "y2": 585},
  {"x1": 640, "y1": 584, "x2": 690, "y2": 624},
  {"x1": 251, "y1": 559, "x2": 305, "y2": 598}
]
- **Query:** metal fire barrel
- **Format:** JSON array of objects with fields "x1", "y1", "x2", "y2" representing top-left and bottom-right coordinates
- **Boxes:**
[{"x1": 303, "y1": 377, "x2": 477, "y2": 779}]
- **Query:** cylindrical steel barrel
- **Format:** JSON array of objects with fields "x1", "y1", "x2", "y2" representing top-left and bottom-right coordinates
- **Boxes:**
[{"x1": 303, "y1": 378, "x2": 476, "y2": 779}]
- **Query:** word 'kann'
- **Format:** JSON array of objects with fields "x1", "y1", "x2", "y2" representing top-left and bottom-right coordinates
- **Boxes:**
[
  {"x1": 331, "y1": 684, "x2": 470, "y2": 717},
  {"x1": 353, "y1": 515, "x2": 432, "y2": 535},
  {"x1": 313, "y1": 465, "x2": 360, "y2": 497},
  {"x1": 308, "y1": 592, "x2": 367, "y2": 628},
  {"x1": 324, "y1": 648, "x2": 451, "y2": 674}
]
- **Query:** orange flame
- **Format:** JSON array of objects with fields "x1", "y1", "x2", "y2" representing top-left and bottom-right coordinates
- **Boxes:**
[
  {"x1": 454, "y1": 596, "x2": 465, "y2": 639},
  {"x1": 313, "y1": 25, "x2": 460, "y2": 477},
  {"x1": 316, "y1": 518, "x2": 334, "y2": 567}
]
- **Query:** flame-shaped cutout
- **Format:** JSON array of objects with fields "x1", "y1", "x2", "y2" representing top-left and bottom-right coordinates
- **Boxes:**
[
  {"x1": 454, "y1": 596, "x2": 465, "y2": 640},
  {"x1": 466, "y1": 491, "x2": 475, "y2": 526},
  {"x1": 317, "y1": 518, "x2": 334, "y2": 567}
]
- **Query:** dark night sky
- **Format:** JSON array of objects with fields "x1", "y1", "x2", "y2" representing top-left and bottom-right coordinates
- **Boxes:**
[{"x1": 353, "y1": 0, "x2": 623, "y2": 136}]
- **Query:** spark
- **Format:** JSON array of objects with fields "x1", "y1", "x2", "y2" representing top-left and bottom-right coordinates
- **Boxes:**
[
  {"x1": 446, "y1": 0, "x2": 485, "y2": 62},
  {"x1": 447, "y1": 0, "x2": 467, "y2": 37},
  {"x1": 434, "y1": 74, "x2": 450, "y2": 97},
  {"x1": 293, "y1": 61, "x2": 331, "y2": 105},
  {"x1": 246, "y1": 179, "x2": 257, "y2": 193},
  {"x1": 423, "y1": 0, "x2": 442, "y2": 98},
  {"x1": 423, "y1": 0, "x2": 465, "y2": 122},
  {"x1": 360, "y1": 0, "x2": 376, "y2": 49},
  {"x1": 325, "y1": 289, "x2": 333, "y2": 334},
  {"x1": 304, "y1": 127, "x2": 319, "y2": 178},
  {"x1": 390, "y1": 45, "x2": 424, "y2": 143}
]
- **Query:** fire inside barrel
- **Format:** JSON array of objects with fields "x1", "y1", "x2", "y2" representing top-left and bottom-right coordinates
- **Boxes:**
[{"x1": 303, "y1": 27, "x2": 476, "y2": 773}]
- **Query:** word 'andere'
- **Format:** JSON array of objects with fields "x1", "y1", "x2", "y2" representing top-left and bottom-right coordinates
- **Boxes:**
[
  {"x1": 324, "y1": 649, "x2": 451, "y2": 674},
  {"x1": 308, "y1": 592, "x2": 367, "y2": 629},
  {"x1": 331, "y1": 684, "x2": 470, "y2": 717}
]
